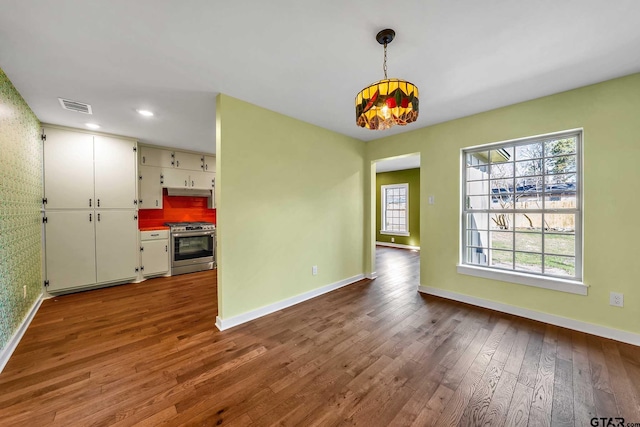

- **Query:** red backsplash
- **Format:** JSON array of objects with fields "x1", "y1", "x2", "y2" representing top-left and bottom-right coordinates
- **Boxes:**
[{"x1": 138, "y1": 189, "x2": 216, "y2": 228}]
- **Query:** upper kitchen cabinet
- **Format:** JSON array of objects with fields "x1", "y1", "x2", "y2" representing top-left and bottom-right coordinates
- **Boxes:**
[
  {"x1": 203, "y1": 155, "x2": 216, "y2": 173},
  {"x1": 139, "y1": 146, "x2": 174, "y2": 168},
  {"x1": 174, "y1": 151, "x2": 203, "y2": 171},
  {"x1": 43, "y1": 127, "x2": 95, "y2": 209},
  {"x1": 94, "y1": 136, "x2": 137, "y2": 208},
  {"x1": 138, "y1": 165, "x2": 163, "y2": 209},
  {"x1": 43, "y1": 127, "x2": 137, "y2": 209}
]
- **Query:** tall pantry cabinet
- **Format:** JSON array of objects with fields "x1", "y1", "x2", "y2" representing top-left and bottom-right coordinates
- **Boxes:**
[{"x1": 42, "y1": 127, "x2": 139, "y2": 293}]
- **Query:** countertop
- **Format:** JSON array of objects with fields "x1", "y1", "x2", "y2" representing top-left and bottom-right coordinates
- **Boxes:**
[{"x1": 139, "y1": 226, "x2": 170, "y2": 231}]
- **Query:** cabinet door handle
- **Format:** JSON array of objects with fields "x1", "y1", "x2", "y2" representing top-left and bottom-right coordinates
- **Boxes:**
[
  {"x1": 176, "y1": 160, "x2": 180, "y2": 167},
  {"x1": 89, "y1": 198, "x2": 92, "y2": 207},
  {"x1": 184, "y1": 180, "x2": 187, "y2": 187},
  {"x1": 97, "y1": 199, "x2": 100, "y2": 207},
  {"x1": 205, "y1": 164, "x2": 208, "y2": 171},
  {"x1": 89, "y1": 213, "x2": 92, "y2": 222},
  {"x1": 97, "y1": 213, "x2": 101, "y2": 222},
  {"x1": 165, "y1": 245, "x2": 168, "y2": 252},
  {"x1": 155, "y1": 200, "x2": 158, "y2": 207},
  {"x1": 191, "y1": 180, "x2": 194, "y2": 187},
  {"x1": 142, "y1": 156, "x2": 146, "y2": 164}
]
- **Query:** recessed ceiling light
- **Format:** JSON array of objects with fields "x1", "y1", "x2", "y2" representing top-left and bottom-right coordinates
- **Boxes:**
[
  {"x1": 137, "y1": 109, "x2": 154, "y2": 117},
  {"x1": 85, "y1": 123, "x2": 100, "y2": 130}
]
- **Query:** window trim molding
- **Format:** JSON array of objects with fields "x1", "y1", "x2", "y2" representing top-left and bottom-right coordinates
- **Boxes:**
[
  {"x1": 380, "y1": 183, "x2": 410, "y2": 236},
  {"x1": 459, "y1": 128, "x2": 584, "y2": 290}
]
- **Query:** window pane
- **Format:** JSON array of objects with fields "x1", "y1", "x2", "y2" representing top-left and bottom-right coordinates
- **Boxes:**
[
  {"x1": 490, "y1": 249, "x2": 513, "y2": 269},
  {"x1": 467, "y1": 246, "x2": 488, "y2": 266},
  {"x1": 490, "y1": 231, "x2": 512, "y2": 250},
  {"x1": 467, "y1": 195, "x2": 488, "y2": 210},
  {"x1": 490, "y1": 213, "x2": 513, "y2": 231},
  {"x1": 544, "y1": 138, "x2": 576, "y2": 157},
  {"x1": 467, "y1": 230, "x2": 488, "y2": 249},
  {"x1": 544, "y1": 213, "x2": 575, "y2": 233},
  {"x1": 490, "y1": 147, "x2": 514, "y2": 163},
  {"x1": 490, "y1": 194, "x2": 513, "y2": 209},
  {"x1": 467, "y1": 213, "x2": 488, "y2": 231},
  {"x1": 544, "y1": 233, "x2": 575, "y2": 256},
  {"x1": 515, "y1": 142, "x2": 543, "y2": 160},
  {"x1": 515, "y1": 159, "x2": 543, "y2": 177},
  {"x1": 467, "y1": 165, "x2": 488, "y2": 179},
  {"x1": 545, "y1": 155, "x2": 576, "y2": 175},
  {"x1": 544, "y1": 255, "x2": 575, "y2": 277},
  {"x1": 490, "y1": 161, "x2": 513, "y2": 179},
  {"x1": 467, "y1": 151, "x2": 489, "y2": 167},
  {"x1": 467, "y1": 180, "x2": 489, "y2": 196},
  {"x1": 515, "y1": 252, "x2": 542, "y2": 273},
  {"x1": 543, "y1": 192, "x2": 576, "y2": 209},
  {"x1": 515, "y1": 232, "x2": 542, "y2": 253},
  {"x1": 515, "y1": 213, "x2": 542, "y2": 230},
  {"x1": 545, "y1": 173, "x2": 577, "y2": 192}
]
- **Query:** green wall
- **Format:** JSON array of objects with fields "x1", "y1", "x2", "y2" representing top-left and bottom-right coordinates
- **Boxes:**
[
  {"x1": 366, "y1": 73, "x2": 640, "y2": 335},
  {"x1": 0, "y1": 68, "x2": 42, "y2": 350},
  {"x1": 376, "y1": 168, "x2": 420, "y2": 247},
  {"x1": 216, "y1": 94, "x2": 366, "y2": 319}
]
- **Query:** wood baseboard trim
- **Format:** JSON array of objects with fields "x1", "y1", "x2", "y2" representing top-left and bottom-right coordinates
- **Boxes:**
[
  {"x1": 0, "y1": 294, "x2": 43, "y2": 373},
  {"x1": 418, "y1": 286, "x2": 640, "y2": 346},
  {"x1": 376, "y1": 242, "x2": 420, "y2": 251},
  {"x1": 216, "y1": 274, "x2": 366, "y2": 331}
]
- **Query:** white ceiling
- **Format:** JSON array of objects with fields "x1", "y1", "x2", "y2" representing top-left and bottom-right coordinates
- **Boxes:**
[
  {"x1": 1, "y1": 1, "x2": 640, "y2": 154},
  {"x1": 376, "y1": 155, "x2": 420, "y2": 173}
]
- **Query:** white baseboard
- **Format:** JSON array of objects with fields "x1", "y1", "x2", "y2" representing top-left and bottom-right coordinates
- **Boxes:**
[
  {"x1": 366, "y1": 272, "x2": 377, "y2": 280},
  {"x1": 216, "y1": 274, "x2": 365, "y2": 331},
  {"x1": 418, "y1": 286, "x2": 640, "y2": 346},
  {"x1": 376, "y1": 242, "x2": 420, "y2": 251},
  {"x1": 0, "y1": 294, "x2": 43, "y2": 373}
]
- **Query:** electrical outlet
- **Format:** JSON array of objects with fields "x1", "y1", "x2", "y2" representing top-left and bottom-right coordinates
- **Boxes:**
[
  {"x1": 391, "y1": 237, "x2": 395, "y2": 243},
  {"x1": 428, "y1": 195, "x2": 435, "y2": 205},
  {"x1": 23, "y1": 285, "x2": 27, "y2": 299},
  {"x1": 312, "y1": 265, "x2": 318, "y2": 276},
  {"x1": 610, "y1": 292, "x2": 624, "y2": 307}
]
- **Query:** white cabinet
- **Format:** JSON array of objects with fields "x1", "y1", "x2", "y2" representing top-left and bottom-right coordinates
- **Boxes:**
[
  {"x1": 203, "y1": 155, "x2": 216, "y2": 173},
  {"x1": 162, "y1": 169, "x2": 213, "y2": 190},
  {"x1": 94, "y1": 136, "x2": 137, "y2": 208},
  {"x1": 174, "y1": 151, "x2": 203, "y2": 171},
  {"x1": 140, "y1": 230, "x2": 169, "y2": 277},
  {"x1": 139, "y1": 166, "x2": 163, "y2": 209},
  {"x1": 162, "y1": 168, "x2": 190, "y2": 188},
  {"x1": 43, "y1": 127, "x2": 139, "y2": 294},
  {"x1": 190, "y1": 171, "x2": 213, "y2": 190},
  {"x1": 95, "y1": 210, "x2": 138, "y2": 283},
  {"x1": 44, "y1": 211, "x2": 97, "y2": 292},
  {"x1": 43, "y1": 127, "x2": 137, "y2": 209},
  {"x1": 139, "y1": 146, "x2": 174, "y2": 168},
  {"x1": 44, "y1": 210, "x2": 138, "y2": 292},
  {"x1": 43, "y1": 128, "x2": 94, "y2": 209}
]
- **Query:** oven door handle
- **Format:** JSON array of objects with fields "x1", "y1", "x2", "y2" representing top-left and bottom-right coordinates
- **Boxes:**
[{"x1": 172, "y1": 231, "x2": 216, "y2": 238}]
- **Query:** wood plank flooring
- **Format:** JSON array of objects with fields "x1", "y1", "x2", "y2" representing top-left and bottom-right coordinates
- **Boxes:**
[{"x1": 1, "y1": 246, "x2": 639, "y2": 425}]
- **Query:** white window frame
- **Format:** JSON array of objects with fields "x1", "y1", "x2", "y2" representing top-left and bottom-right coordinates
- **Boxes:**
[
  {"x1": 380, "y1": 183, "x2": 410, "y2": 236},
  {"x1": 457, "y1": 129, "x2": 587, "y2": 295}
]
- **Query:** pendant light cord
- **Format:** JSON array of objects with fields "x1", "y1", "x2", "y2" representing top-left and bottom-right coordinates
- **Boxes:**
[{"x1": 383, "y1": 42, "x2": 388, "y2": 79}]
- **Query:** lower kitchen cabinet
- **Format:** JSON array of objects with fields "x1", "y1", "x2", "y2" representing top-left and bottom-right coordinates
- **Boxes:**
[
  {"x1": 44, "y1": 211, "x2": 97, "y2": 291},
  {"x1": 95, "y1": 210, "x2": 139, "y2": 283},
  {"x1": 140, "y1": 230, "x2": 170, "y2": 276},
  {"x1": 44, "y1": 210, "x2": 138, "y2": 292}
]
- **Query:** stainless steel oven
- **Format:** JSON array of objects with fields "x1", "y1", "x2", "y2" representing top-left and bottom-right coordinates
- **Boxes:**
[{"x1": 166, "y1": 222, "x2": 216, "y2": 275}]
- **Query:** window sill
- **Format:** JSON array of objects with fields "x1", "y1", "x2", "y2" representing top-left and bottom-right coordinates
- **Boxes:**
[
  {"x1": 456, "y1": 264, "x2": 587, "y2": 295},
  {"x1": 380, "y1": 230, "x2": 410, "y2": 237}
]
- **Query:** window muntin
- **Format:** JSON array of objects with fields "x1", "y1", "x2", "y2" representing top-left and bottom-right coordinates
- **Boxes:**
[
  {"x1": 462, "y1": 131, "x2": 581, "y2": 280},
  {"x1": 381, "y1": 183, "x2": 409, "y2": 235}
]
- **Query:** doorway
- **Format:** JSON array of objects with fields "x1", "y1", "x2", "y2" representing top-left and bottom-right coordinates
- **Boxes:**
[{"x1": 371, "y1": 153, "x2": 421, "y2": 283}]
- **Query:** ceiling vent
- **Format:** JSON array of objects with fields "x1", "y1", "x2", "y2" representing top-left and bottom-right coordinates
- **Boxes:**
[{"x1": 58, "y1": 98, "x2": 92, "y2": 114}]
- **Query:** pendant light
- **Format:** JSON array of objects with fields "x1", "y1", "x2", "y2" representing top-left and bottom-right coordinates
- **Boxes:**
[{"x1": 355, "y1": 29, "x2": 419, "y2": 130}]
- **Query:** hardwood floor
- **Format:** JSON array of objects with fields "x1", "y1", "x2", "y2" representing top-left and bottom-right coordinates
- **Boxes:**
[{"x1": 1, "y1": 246, "x2": 639, "y2": 426}]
